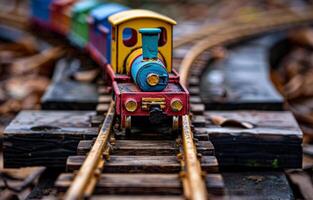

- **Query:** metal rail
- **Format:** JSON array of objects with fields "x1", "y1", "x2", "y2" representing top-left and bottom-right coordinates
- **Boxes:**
[
  {"x1": 64, "y1": 101, "x2": 115, "y2": 200},
  {"x1": 181, "y1": 115, "x2": 208, "y2": 200},
  {"x1": 178, "y1": 7, "x2": 313, "y2": 86}
]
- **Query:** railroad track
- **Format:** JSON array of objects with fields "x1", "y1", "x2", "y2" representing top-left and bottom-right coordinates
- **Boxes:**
[
  {"x1": 1, "y1": 3, "x2": 313, "y2": 199},
  {"x1": 51, "y1": 77, "x2": 221, "y2": 199},
  {"x1": 50, "y1": 6, "x2": 313, "y2": 200},
  {"x1": 175, "y1": 7, "x2": 313, "y2": 86},
  {"x1": 57, "y1": 99, "x2": 217, "y2": 200}
]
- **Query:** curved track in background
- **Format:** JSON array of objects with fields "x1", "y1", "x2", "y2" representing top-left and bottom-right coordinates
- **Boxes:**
[{"x1": 176, "y1": 7, "x2": 313, "y2": 86}]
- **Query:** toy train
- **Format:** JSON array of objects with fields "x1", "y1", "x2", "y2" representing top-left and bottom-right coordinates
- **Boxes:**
[{"x1": 30, "y1": 0, "x2": 189, "y2": 131}]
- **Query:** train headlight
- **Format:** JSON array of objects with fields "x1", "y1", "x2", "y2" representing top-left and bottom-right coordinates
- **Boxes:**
[
  {"x1": 146, "y1": 73, "x2": 160, "y2": 86},
  {"x1": 171, "y1": 99, "x2": 183, "y2": 112},
  {"x1": 125, "y1": 99, "x2": 137, "y2": 112}
]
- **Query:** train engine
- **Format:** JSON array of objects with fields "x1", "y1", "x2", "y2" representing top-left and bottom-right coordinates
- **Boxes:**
[
  {"x1": 130, "y1": 28, "x2": 169, "y2": 92},
  {"x1": 105, "y1": 9, "x2": 189, "y2": 130}
]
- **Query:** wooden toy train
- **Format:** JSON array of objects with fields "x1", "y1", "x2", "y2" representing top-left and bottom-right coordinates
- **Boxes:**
[{"x1": 30, "y1": 0, "x2": 189, "y2": 130}]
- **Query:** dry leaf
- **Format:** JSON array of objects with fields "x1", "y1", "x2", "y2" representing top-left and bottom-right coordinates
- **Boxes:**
[{"x1": 210, "y1": 115, "x2": 254, "y2": 129}]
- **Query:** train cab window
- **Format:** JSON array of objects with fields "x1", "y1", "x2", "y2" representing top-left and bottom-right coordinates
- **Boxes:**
[
  {"x1": 158, "y1": 27, "x2": 167, "y2": 47},
  {"x1": 123, "y1": 28, "x2": 137, "y2": 47}
]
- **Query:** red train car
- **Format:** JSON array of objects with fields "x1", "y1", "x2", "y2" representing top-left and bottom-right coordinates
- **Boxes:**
[{"x1": 50, "y1": 0, "x2": 77, "y2": 35}]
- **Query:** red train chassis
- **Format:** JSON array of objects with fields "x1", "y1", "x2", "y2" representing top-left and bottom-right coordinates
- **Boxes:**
[{"x1": 104, "y1": 64, "x2": 189, "y2": 129}]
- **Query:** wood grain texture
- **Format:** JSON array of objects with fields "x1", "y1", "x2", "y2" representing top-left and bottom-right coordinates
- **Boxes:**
[
  {"x1": 66, "y1": 155, "x2": 219, "y2": 173},
  {"x1": 3, "y1": 111, "x2": 97, "y2": 168},
  {"x1": 204, "y1": 111, "x2": 302, "y2": 168},
  {"x1": 91, "y1": 195, "x2": 183, "y2": 200},
  {"x1": 222, "y1": 172, "x2": 294, "y2": 200},
  {"x1": 200, "y1": 44, "x2": 283, "y2": 111},
  {"x1": 41, "y1": 59, "x2": 99, "y2": 110},
  {"x1": 77, "y1": 140, "x2": 214, "y2": 156},
  {"x1": 56, "y1": 173, "x2": 224, "y2": 195},
  {"x1": 41, "y1": 81, "x2": 99, "y2": 110},
  {"x1": 0, "y1": 167, "x2": 45, "y2": 199}
]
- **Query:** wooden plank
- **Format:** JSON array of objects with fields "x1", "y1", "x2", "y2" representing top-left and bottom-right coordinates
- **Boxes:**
[
  {"x1": 66, "y1": 155, "x2": 219, "y2": 173},
  {"x1": 113, "y1": 130, "x2": 208, "y2": 141},
  {"x1": 0, "y1": 167, "x2": 45, "y2": 199},
  {"x1": 3, "y1": 111, "x2": 97, "y2": 168},
  {"x1": 91, "y1": 195, "x2": 183, "y2": 200},
  {"x1": 204, "y1": 111, "x2": 302, "y2": 168},
  {"x1": 57, "y1": 173, "x2": 182, "y2": 195},
  {"x1": 0, "y1": 167, "x2": 45, "y2": 187},
  {"x1": 190, "y1": 96, "x2": 202, "y2": 104},
  {"x1": 188, "y1": 87, "x2": 200, "y2": 95},
  {"x1": 222, "y1": 172, "x2": 294, "y2": 200},
  {"x1": 303, "y1": 144, "x2": 313, "y2": 156},
  {"x1": 41, "y1": 81, "x2": 99, "y2": 110},
  {"x1": 190, "y1": 104, "x2": 205, "y2": 115},
  {"x1": 190, "y1": 68, "x2": 203, "y2": 76},
  {"x1": 205, "y1": 174, "x2": 225, "y2": 195},
  {"x1": 41, "y1": 60, "x2": 99, "y2": 110},
  {"x1": 200, "y1": 44, "x2": 284, "y2": 111},
  {"x1": 114, "y1": 131, "x2": 178, "y2": 140},
  {"x1": 97, "y1": 104, "x2": 110, "y2": 115},
  {"x1": 98, "y1": 86, "x2": 112, "y2": 95},
  {"x1": 193, "y1": 128, "x2": 210, "y2": 141},
  {"x1": 188, "y1": 76, "x2": 200, "y2": 86},
  {"x1": 286, "y1": 170, "x2": 313, "y2": 200},
  {"x1": 90, "y1": 115, "x2": 104, "y2": 127},
  {"x1": 192, "y1": 115, "x2": 207, "y2": 127},
  {"x1": 98, "y1": 95, "x2": 112, "y2": 104},
  {"x1": 302, "y1": 154, "x2": 313, "y2": 170},
  {"x1": 56, "y1": 173, "x2": 224, "y2": 195},
  {"x1": 77, "y1": 140, "x2": 214, "y2": 156}
]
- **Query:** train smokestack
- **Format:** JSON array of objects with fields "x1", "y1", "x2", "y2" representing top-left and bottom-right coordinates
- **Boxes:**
[{"x1": 139, "y1": 28, "x2": 161, "y2": 60}]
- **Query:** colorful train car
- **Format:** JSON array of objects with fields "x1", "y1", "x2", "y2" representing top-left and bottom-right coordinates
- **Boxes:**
[
  {"x1": 87, "y1": 3, "x2": 128, "y2": 64},
  {"x1": 50, "y1": 0, "x2": 77, "y2": 35},
  {"x1": 30, "y1": 0, "x2": 54, "y2": 28},
  {"x1": 69, "y1": 0, "x2": 101, "y2": 48},
  {"x1": 29, "y1": 0, "x2": 190, "y2": 131}
]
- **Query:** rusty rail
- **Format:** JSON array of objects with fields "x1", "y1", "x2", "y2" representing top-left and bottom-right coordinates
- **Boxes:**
[
  {"x1": 178, "y1": 7, "x2": 313, "y2": 86},
  {"x1": 181, "y1": 115, "x2": 208, "y2": 200},
  {"x1": 64, "y1": 101, "x2": 115, "y2": 200}
]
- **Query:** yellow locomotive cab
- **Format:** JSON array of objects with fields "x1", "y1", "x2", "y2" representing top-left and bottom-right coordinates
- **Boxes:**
[{"x1": 108, "y1": 9, "x2": 176, "y2": 74}]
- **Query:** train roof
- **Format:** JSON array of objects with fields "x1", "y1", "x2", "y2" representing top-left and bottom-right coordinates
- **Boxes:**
[
  {"x1": 72, "y1": 0, "x2": 100, "y2": 14},
  {"x1": 90, "y1": 3, "x2": 128, "y2": 22},
  {"x1": 51, "y1": 0, "x2": 76, "y2": 9},
  {"x1": 108, "y1": 9, "x2": 177, "y2": 26}
]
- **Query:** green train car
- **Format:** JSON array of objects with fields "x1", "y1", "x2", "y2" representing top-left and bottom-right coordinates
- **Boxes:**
[{"x1": 69, "y1": 0, "x2": 102, "y2": 48}]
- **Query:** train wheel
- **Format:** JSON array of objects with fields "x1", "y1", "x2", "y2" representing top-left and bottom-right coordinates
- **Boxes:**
[
  {"x1": 125, "y1": 116, "x2": 132, "y2": 134},
  {"x1": 172, "y1": 116, "x2": 179, "y2": 132}
]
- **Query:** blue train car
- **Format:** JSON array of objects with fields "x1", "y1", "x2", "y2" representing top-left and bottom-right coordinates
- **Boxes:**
[
  {"x1": 30, "y1": 0, "x2": 54, "y2": 26},
  {"x1": 87, "y1": 3, "x2": 128, "y2": 65}
]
